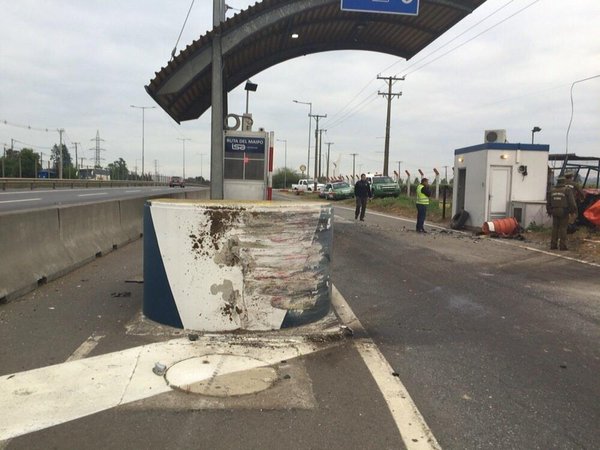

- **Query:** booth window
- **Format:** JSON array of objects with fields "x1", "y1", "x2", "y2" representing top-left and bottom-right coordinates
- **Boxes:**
[{"x1": 224, "y1": 151, "x2": 265, "y2": 180}]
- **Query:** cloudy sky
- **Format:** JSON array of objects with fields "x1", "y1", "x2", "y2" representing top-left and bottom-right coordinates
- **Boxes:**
[{"x1": 1, "y1": 0, "x2": 599, "y2": 181}]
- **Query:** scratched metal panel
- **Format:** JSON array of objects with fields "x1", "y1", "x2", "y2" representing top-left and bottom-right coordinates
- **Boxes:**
[{"x1": 144, "y1": 200, "x2": 332, "y2": 331}]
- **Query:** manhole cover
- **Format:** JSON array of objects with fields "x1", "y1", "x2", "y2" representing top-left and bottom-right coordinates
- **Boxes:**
[{"x1": 165, "y1": 354, "x2": 278, "y2": 397}]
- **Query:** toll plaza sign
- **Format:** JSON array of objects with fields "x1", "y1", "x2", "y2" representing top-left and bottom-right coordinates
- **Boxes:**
[
  {"x1": 224, "y1": 135, "x2": 266, "y2": 154},
  {"x1": 341, "y1": 0, "x2": 419, "y2": 15}
]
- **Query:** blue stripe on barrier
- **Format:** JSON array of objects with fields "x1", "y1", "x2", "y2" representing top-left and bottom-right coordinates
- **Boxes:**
[{"x1": 143, "y1": 204, "x2": 183, "y2": 329}]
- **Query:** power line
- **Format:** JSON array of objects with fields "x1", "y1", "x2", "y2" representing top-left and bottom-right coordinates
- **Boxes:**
[
  {"x1": 401, "y1": 0, "x2": 542, "y2": 77},
  {"x1": 379, "y1": 0, "x2": 517, "y2": 76},
  {"x1": 171, "y1": 0, "x2": 196, "y2": 60},
  {"x1": 1, "y1": 119, "x2": 59, "y2": 133},
  {"x1": 323, "y1": 0, "x2": 541, "y2": 130}
]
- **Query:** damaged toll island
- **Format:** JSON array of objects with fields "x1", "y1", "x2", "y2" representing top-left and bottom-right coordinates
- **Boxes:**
[{"x1": 143, "y1": 200, "x2": 333, "y2": 331}]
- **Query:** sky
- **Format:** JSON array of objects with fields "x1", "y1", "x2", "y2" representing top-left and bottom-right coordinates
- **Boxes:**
[{"x1": 1, "y1": 0, "x2": 599, "y2": 181}]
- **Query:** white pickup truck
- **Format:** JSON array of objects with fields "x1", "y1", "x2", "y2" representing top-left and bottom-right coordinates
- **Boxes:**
[{"x1": 291, "y1": 179, "x2": 325, "y2": 193}]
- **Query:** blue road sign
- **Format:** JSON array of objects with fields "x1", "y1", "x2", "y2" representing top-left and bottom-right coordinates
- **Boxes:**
[{"x1": 341, "y1": 0, "x2": 419, "y2": 16}]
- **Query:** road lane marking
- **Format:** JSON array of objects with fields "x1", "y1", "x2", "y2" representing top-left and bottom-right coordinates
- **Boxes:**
[
  {"x1": 78, "y1": 192, "x2": 108, "y2": 197},
  {"x1": 0, "y1": 336, "x2": 330, "y2": 441},
  {"x1": 125, "y1": 190, "x2": 141, "y2": 193},
  {"x1": 0, "y1": 198, "x2": 41, "y2": 204},
  {"x1": 66, "y1": 334, "x2": 105, "y2": 362},
  {"x1": 335, "y1": 206, "x2": 599, "y2": 268},
  {"x1": 0, "y1": 334, "x2": 106, "y2": 448},
  {"x1": 331, "y1": 285, "x2": 442, "y2": 450}
]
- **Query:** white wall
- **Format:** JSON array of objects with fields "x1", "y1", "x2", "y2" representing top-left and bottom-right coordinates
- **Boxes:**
[
  {"x1": 453, "y1": 149, "x2": 488, "y2": 228},
  {"x1": 453, "y1": 144, "x2": 549, "y2": 228}
]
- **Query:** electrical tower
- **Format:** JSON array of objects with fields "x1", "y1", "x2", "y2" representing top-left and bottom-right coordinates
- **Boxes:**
[
  {"x1": 89, "y1": 130, "x2": 106, "y2": 168},
  {"x1": 377, "y1": 75, "x2": 404, "y2": 176}
]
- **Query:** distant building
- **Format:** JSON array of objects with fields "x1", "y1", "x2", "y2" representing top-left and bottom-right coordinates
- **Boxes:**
[
  {"x1": 37, "y1": 169, "x2": 57, "y2": 179},
  {"x1": 79, "y1": 168, "x2": 111, "y2": 181}
]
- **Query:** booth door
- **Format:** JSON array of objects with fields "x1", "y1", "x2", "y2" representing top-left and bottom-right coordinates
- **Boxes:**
[{"x1": 489, "y1": 166, "x2": 511, "y2": 220}]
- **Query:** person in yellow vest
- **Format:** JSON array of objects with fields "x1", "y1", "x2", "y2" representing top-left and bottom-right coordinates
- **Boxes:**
[
  {"x1": 546, "y1": 176, "x2": 577, "y2": 250},
  {"x1": 415, "y1": 177, "x2": 431, "y2": 233}
]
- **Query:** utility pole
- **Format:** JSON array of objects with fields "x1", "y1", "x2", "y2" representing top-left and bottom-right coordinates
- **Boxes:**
[
  {"x1": 309, "y1": 113, "x2": 326, "y2": 190},
  {"x1": 350, "y1": 153, "x2": 358, "y2": 182},
  {"x1": 198, "y1": 153, "x2": 206, "y2": 180},
  {"x1": 325, "y1": 142, "x2": 334, "y2": 179},
  {"x1": 396, "y1": 160, "x2": 402, "y2": 185},
  {"x1": 177, "y1": 138, "x2": 191, "y2": 180},
  {"x1": 293, "y1": 100, "x2": 312, "y2": 179},
  {"x1": 72, "y1": 142, "x2": 80, "y2": 176},
  {"x1": 2, "y1": 145, "x2": 5, "y2": 178},
  {"x1": 442, "y1": 165, "x2": 449, "y2": 185},
  {"x1": 377, "y1": 75, "x2": 404, "y2": 176},
  {"x1": 211, "y1": 0, "x2": 226, "y2": 199},
  {"x1": 58, "y1": 128, "x2": 64, "y2": 179},
  {"x1": 318, "y1": 129, "x2": 327, "y2": 178}
]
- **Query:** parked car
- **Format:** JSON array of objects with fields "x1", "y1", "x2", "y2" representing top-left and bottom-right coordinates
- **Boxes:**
[
  {"x1": 368, "y1": 175, "x2": 400, "y2": 198},
  {"x1": 169, "y1": 176, "x2": 185, "y2": 188},
  {"x1": 320, "y1": 181, "x2": 354, "y2": 200}
]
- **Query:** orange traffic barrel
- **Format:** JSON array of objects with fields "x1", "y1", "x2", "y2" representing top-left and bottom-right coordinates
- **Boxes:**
[{"x1": 482, "y1": 217, "x2": 519, "y2": 235}]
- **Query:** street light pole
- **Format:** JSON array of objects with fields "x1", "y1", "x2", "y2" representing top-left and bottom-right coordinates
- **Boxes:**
[
  {"x1": 293, "y1": 100, "x2": 312, "y2": 179},
  {"x1": 130, "y1": 105, "x2": 156, "y2": 179},
  {"x1": 350, "y1": 153, "x2": 358, "y2": 182},
  {"x1": 531, "y1": 126, "x2": 541, "y2": 144},
  {"x1": 177, "y1": 138, "x2": 191, "y2": 180},
  {"x1": 277, "y1": 139, "x2": 287, "y2": 188}
]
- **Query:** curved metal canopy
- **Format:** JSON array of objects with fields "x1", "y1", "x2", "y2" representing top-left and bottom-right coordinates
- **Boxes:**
[{"x1": 146, "y1": 0, "x2": 486, "y2": 123}]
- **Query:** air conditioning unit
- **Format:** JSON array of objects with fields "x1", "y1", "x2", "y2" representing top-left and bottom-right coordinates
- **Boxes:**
[{"x1": 484, "y1": 129, "x2": 507, "y2": 143}]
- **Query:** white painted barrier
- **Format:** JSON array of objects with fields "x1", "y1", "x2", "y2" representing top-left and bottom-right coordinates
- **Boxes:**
[{"x1": 144, "y1": 200, "x2": 333, "y2": 331}]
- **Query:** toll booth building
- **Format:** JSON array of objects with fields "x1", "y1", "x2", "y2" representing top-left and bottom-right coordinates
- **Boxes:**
[{"x1": 452, "y1": 142, "x2": 550, "y2": 229}]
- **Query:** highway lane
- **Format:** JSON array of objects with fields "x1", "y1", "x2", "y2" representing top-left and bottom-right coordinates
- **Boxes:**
[
  {"x1": 329, "y1": 202, "x2": 600, "y2": 449},
  {"x1": 1, "y1": 192, "x2": 598, "y2": 449},
  {"x1": 0, "y1": 186, "x2": 207, "y2": 213}
]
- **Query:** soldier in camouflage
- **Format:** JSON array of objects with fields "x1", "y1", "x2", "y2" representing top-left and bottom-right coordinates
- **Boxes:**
[
  {"x1": 564, "y1": 171, "x2": 585, "y2": 224},
  {"x1": 546, "y1": 177, "x2": 577, "y2": 250}
]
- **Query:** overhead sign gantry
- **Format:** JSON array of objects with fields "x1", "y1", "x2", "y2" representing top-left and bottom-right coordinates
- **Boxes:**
[{"x1": 341, "y1": 0, "x2": 420, "y2": 15}]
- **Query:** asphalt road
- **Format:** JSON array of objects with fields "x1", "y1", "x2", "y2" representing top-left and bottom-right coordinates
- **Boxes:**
[
  {"x1": 1, "y1": 194, "x2": 598, "y2": 449},
  {"x1": 0, "y1": 186, "x2": 206, "y2": 213}
]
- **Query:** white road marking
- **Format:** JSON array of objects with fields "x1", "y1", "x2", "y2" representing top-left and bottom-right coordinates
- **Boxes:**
[
  {"x1": 0, "y1": 336, "x2": 327, "y2": 441},
  {"x1": 66, "y1": 334, "x2": 105, "y2": 362},
  {"x1": 125, "y1": 190, "x2": 141, "y2": 193},
  {"x1": 78, "y1": 192, "x2": 108, "y2": 197},
  {"x1": 331, "y1": 286, "x2": 442, "y2": 450},
  {"x1": 0, "y1": 334, "x2": 106, "y2": 448},
  {"x1": 0, "y1": 198, "x2": 41, "y2": 204},
  {"x1": 335, "y1": 206, "x2": 599, "y2": 268},
  {"x1": 335, "y1": 205, "x2": 446, "y2": 231}
]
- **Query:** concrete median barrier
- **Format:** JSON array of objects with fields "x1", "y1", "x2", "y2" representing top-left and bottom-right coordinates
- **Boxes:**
[
  {"x1": 0, "y1": 189, "x2": 210, "y2": 303},
  {"x1": 0, "y1": 208, "x2": 72, "y2": 302}
]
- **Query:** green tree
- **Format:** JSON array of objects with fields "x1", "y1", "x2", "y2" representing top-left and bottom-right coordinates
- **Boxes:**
[
  {"x1": 0, "y1": 148, "x2": 40, "y2": 177},
  {"x1": 108, "y1": 158, "x2": 129, "y2": 180},
  {"x1": 19, "y1": 148, "x2": 39, "y2": 177},
  {"x1": 272, "y1": 168, "x2": 300, "y2": 189},
  {"x1": 50, "y1": 143, "x2": 76, "y2": 177}
]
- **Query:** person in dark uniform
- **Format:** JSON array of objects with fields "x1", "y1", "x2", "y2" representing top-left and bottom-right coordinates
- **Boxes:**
[
  {"x1": 354, "y1": 173, "x2": 372, "y2": 221},
  {"x1": 564, "y1": 171, "x2": 585, "y2": 224},
  {"x1": 546, "y1": 176, "x2": 577, "y2": 250}
]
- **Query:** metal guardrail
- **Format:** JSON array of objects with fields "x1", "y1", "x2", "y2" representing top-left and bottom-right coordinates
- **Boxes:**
[{"x1": 0, "y1": 178, "x2": 168, "y2": 191}]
